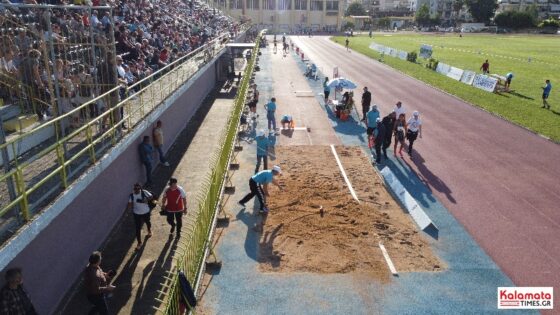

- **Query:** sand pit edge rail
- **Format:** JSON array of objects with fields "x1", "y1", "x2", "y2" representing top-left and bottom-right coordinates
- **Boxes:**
[{"x1": 157, "y1": 30, "x2": 263, "y2": 315}]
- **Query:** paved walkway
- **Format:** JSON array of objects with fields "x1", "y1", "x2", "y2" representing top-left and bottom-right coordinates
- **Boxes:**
[
  {"x1": 292, "y1": 36, "x2": 560, "y2": 306},
  {"x1": 59, "y1": 86, "x2": 236, "y2": 314},
  {"x1": 199, "y1": 37, "x2": 529, "y2": 314}
]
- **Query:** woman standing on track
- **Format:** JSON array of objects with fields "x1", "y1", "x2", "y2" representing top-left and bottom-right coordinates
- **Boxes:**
[
  {"x1": 406, "y1": 111, "x2": 422, "y2": 157},
  {"x1": 393, "y1": 113, "x2": 407, "y2": 158}
]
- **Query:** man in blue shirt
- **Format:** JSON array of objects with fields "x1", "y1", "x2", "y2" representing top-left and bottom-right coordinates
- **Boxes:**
[
  {"x1": 366, "y1": 104, "x2": 380, "y2": 139},
  {"x1": 542, "y1": 79, "x2": 552, "y2": 109},
  {"x1": 138, "y1": 136, "x2": 153, "y2": 186},
  {"x1": 505, "y1": 72, "x2": 513, "y2": 91},
  {"x1": 255, "y1": 130, "x2": 269, "y2": 174},
  {"x1": 238, "y1": 165, "x2": 283, "y2": 213},
  {"x1": 265, "y1": 97, "x2": 277, "y2": 132}
]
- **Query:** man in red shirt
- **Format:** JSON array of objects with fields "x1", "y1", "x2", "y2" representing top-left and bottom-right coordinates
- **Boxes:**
[
  {"x1": 161, "y1": 178, "x2": 187, "y2": 237},
  {"x1": 480, "y1": 59, "x2": 490, "y2": 74}
]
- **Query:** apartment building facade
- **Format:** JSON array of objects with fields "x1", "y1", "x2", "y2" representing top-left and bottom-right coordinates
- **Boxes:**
[{"x1": 213, "y1": 0, "x2": 345, "y2": 32}]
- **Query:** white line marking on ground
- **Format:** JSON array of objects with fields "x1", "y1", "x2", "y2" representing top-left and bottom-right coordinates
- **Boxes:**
[
  {"x1": 330, "y1": 144, "x2": 359, "y2": 202},
  {"x1": 291, "y1": 127, "x2": 309, "y2": 131},
  {"x1": 379, "y1": 243, "x2": 398, "y2": 276}
]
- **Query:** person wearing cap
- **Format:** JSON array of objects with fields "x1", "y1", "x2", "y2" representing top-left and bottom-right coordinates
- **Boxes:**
[
  {"x1": 366, "y1": 105, "x2": 380, "y2": 140},
  {"x1": 161, "y1": 178, "x2": 187, "y2": 237},
  {"x1": 373, "y1": 118, "x2": 387, "y2": 164},
  {"x1": 255, "y1": 130, "x2": 269, "y2": 174},
  {"x1": 394, "y1": 101, "x2": 405, "y2": 119},
  {"x1": 406, "y1": 111, "x2": 422, "y2": 156},
  {"x1": 265, "y1": 97, "x2": 277, "y2": 131},
  {"x1": 280, "y1": 115, "x2": 294, "y2": 130},
  {"x1": 381, "y1": 111, "x2": 397, "y2": 159},
  {"x1": 238, "y1": 166, "x2": 283, "y2": 213},
  {"x1": 361, "y1": 87, "x2": 372, "y2": 121}
]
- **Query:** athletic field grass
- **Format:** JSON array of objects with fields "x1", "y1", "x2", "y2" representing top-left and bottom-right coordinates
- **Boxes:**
[{"x1": 332, "y1": 34, "x2": 560, "y2": 142}]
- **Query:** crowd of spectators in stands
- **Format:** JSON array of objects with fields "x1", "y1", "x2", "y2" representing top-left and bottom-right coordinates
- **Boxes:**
[{"x1": 0, "y1": 0, "x2": 237, "y2": 125}]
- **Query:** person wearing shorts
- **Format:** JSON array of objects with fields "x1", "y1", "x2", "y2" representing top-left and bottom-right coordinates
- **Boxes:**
[{"x1": 393, "y1": 113, "x2": 407, "y2": 158}]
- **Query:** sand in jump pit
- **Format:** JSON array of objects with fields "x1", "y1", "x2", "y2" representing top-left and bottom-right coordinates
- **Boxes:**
[{"x1": 258, "y1": 145, "x2": 443, "y2": 280}]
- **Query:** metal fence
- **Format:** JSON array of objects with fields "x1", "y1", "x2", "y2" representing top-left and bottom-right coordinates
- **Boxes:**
[
  {"x1": 0, "y1": 24, "x2": 234, "y2": 245},
  {"x1": 156, "y1": 31, "x2": 262, "y2": 315}
]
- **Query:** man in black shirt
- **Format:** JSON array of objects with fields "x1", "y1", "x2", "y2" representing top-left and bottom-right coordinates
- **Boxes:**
[
  {"x1": 381, "y1": 111, "x2": 396, "y2": 159},
  {"x1": 361, "y1": 87, "x2": 371, "y2": 121}
]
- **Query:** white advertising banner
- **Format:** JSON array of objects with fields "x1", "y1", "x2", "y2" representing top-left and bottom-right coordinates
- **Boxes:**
[
  {"x1": 460, "y1": 70, "x2": 476, "y2": 85},
  {"x1": 472, "y1": 74, "x2": 498, "y2": 92},
  {"x1": 389, "y1": 49, "x2": 398, "y2": 57},
  {"x1": 419, "y1": 44, "x2": 433, "y2": 59},
  {"x1": 398, "y1": 51, "x2": 408, "y2": 60},
  {"x1": 446, "y1": 67, "x2": 464, "y2": 81},
  {"x1": 436, "y1": 63, "x2": 451, "y2": 75}
]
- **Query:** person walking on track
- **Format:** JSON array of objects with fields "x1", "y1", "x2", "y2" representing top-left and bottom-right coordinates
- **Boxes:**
[
  {"x1": 323, "y1": 77, "x2": 330, "y2": 103},
  {"x1": 345, "y1": 37, "x2": 350, "y2": 52},
  {"x1": 406, "y1": 111, "x2": 423, "y2": 157},
  {"x1": 255, "y1": 130, "x2": 269, "y2": 174},
  {"x1": 361, "y1": 87, "x2": 372, "y2": 121},
  {"x1": 366, "y1": 105, "x2": 380, "y2": 148},
  {"x1": 374, "y1": 118, "x2": 386, "y2": 164},
  {"x1": 265, "y1": 97, "x2": 277, "y2": 132},
  {"x1": 393, "y1": 113, "x2": 407, "y2": 158},
  {"x1": 238, "y1": 165, "x2": 283, "y2": 214},
  {"x1": 161, "y1": 178, "x2": 187, "y2": 237},
  {"x1": 127, "y1": 183, "x2": 154, "y2": 250},
  {"x1": 381, "y1": 111, "x2": 396, "y2": 159}
]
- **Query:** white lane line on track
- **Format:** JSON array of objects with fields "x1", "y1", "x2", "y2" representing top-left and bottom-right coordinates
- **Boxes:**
[
  {"x1": 379, "y1": 243, "x2": 398, "y2": 276},
  {"x1": 330, "y1": 144, "x2": 359, "y2": 203}
]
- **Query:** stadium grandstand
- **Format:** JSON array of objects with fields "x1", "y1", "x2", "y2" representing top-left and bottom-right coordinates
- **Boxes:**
[
  {"x1": 0, "y1": 0, "x2": 237, "y2": 241},
  {"x1": 0, "y1": 0, "x2": 254, "y2": 312}
]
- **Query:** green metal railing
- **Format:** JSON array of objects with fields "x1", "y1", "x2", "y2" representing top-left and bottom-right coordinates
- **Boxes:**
[
  {"x1": 157, "y1": 31, "x2": 262, "y2": 315},
  {"x1": 0, "y1": 31, "x2": 235, "y2": 242}
]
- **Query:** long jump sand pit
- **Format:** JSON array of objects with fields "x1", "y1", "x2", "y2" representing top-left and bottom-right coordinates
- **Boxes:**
[{"x1": 259, "y1": 145, "x2": 443, "y2": 279}]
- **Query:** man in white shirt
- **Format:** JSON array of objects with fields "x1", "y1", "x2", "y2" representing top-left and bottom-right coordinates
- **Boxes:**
[
  {"x1": 406, "y1": 111, "x2": 423, "y2": 156},
  {"x1": 127, "y1": 183, "x2": 153, "y2": 249},
  {"x1": 394, "y1": 101, "x2": 406, "y2": 119}
]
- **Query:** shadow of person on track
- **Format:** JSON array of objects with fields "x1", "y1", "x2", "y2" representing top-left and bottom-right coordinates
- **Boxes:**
[
  {"x1": 235, "y1": 205, "x2": 261, "y2": 262},
  {"x1": 403, "y1": 150, "x2": 456, "y2": 204}
]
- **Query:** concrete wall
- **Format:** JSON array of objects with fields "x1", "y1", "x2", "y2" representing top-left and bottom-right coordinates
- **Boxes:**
[{"x1": 0, "y1": 56, "x2": 220, "y2": 314}]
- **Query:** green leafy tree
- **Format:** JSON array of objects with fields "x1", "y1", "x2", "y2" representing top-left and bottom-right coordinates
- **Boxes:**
[
  {"x1": 415, "y1": 3, "x2": 431, "y2": 26},
  {"x1": 539, "y1": 18, "x2": 560, "y2": 28},
  {"x1": 465, "y1": 0, "x2": 498, "y2": 23},
  {"x1": 525, "y1": 4, "x2": 539, "y2": 23},
  {"x1": 378, "y1": 17, "x2": 391, "y2": 29},
  {"x1": 494, "y1": 11, "x2": 536, "y2": 28},
  {"x1": 345, "y1": 2, "x2": 366, "y2": 17},
  {"x1": 452, "y1": 0, "x2": 464, "y2": 19},
  {"x1": 431, "y1": 13, "x2": 442, "y2": 25}
]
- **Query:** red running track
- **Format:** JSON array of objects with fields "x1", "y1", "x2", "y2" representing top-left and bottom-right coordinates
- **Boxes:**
[{"x1": 292, "y1": 36, "x2": 560, "y2": 302}]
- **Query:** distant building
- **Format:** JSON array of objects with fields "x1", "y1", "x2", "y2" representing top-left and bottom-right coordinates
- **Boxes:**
[
  {"x1": 497, "y1": 0, "x2": 560, "y2": 19},
  {"x1": 212, "y1": 0, "x2": 345, "y2": 32},
  {"x1": 363, "y1": 0, "x2": 414, "y2": 16}
]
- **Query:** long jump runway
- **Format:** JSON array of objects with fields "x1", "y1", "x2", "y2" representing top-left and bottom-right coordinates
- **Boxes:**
[
  {"x1": 292, "y1": 36, "x2": 560, "y2": 302},
  {"x1": 197, "y1": 36, "x2": 550, "y2": 314}
]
